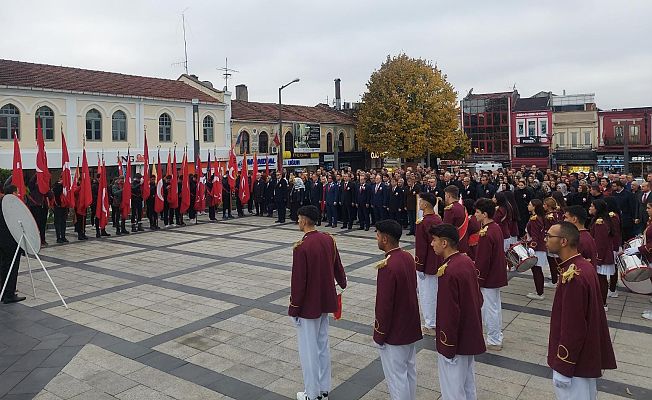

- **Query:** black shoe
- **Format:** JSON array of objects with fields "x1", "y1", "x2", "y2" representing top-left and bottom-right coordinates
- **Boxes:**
[
  {"x1": 340, "y1": 226, "x2": 347, "y2": 229},
  {"x1": 62, "y1": 237, "x2": 69, "y2": 243},
  {"x1": 116, "y1": 230, "x2": 123, "y2": 236},
  {"x1": 154, "y1": 226, "x2": 161, "y2": 230},
  {"x1": 275, "y1": 220, "x2": 281, "y2": 223},
  {"x1": 406, "y1": 232, "x2": 414, "y2": 236},
  {"x1": 365, "y1": 227, "x2": 369, "y2": 231},
  {"x1": 57, "y1": 238, "x2": 64, "y2": 244},
  {"x1": 228, "y1": 216, "x2": 235, "y2": 219},
  {"x1": 325, "y1": 224, "x2": 332, "y2": 227},
  {"x1": 358, "y1": 227, "x2": 364, "y2": 230},
  {"x1": 222, "y1": 216, "x2": 228, "y2": 220},
  {"x1": 41, "y1": 241, "x2": 48, "y2": 247},
  {"x1": 138, "y1": 224, "x2": 145, "y2": 232},
  {"x1": 96, "y1": 233, "x2": 101, "y2": 238},
  {"x1": 78, "y1": 236, "x2": 85, "y2": 241},
  {"x1": 121, "y1": 229, "x2": 130, "y2": 235},
  {"x1": 101, "y1": 230, "x2": 111, "y2": 237},
  {"x1": 2, "y1": 295, "x2": 26, "y2": 304}
]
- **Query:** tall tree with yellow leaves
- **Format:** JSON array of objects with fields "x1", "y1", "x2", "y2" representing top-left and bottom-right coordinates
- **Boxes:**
[{"x1": 357, "y1": 54, "x2": 469, "y2": 160}]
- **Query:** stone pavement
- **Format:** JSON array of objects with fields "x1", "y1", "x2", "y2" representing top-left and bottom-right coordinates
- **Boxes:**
[{"x1": 1, "y1": 216, "x2": 651, "y2": 399}]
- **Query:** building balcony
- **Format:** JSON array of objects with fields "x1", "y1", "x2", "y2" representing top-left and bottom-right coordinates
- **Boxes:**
[{"x1": 602, "y1": 137, "x2": 648, "y2": 146}]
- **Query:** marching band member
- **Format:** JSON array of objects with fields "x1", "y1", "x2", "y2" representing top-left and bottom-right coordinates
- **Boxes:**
[
  {"x1": 373, "y1": 219, "x2": 422, "y2": 400},
  {"x1": 525, "y1": 199, "x2": 547, "y2": 300},
  {"x1": 430, "y1": 223, "x2": 485, "y2": 400},
  {"x1": 493, "y1": 192, "x2": 513, "y2": 251},
  {"x1": 589, "y1": 200, "x2": 615, "y2": 312},
  {"x1": 474, "y1": 198, "x2": 507, "y2": 351},
  {"x1": 604, "y1": 197, "x2": 622, "y2": 299},
  {"x1": 543, "y1": 198, "x2": 563, "y2": 287},
  {"x1": 289, "y1": 205, "x2": 347, "y2": 400},
  {"x1": 443, "y1": 185, "x2": 470, "y2": 255},
  {"x1": 544, "y1": 222, "x2": 616, "y2": 399},
  {"x1": 563, "y1": 205, "x2": 597, "y2": 268},
  {"x1": 624, "y1": 202, "x2": 652, "y2": 320},
  {"x1": 415, "y1": 192, "x2": 443, "y2": 336},
  {"x1": 463, "y1": 199, "x2": 481, "y2": 261}
]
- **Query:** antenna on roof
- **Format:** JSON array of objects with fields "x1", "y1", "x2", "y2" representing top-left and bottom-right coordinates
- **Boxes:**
[
  {"x1": 171, "y1": 9, "x2": 190, "y2": 74},
  {"x1": 217, "y1": 57, "x2": 238, "y2": 91}
]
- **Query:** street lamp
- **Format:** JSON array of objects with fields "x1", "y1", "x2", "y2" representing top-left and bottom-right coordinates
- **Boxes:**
[
  {"x1": 278, "y1": 78, "x2": 300, "y2": 174},
  {"x1": 192, "y1": 98, "x2": 200, "y2": 163}
]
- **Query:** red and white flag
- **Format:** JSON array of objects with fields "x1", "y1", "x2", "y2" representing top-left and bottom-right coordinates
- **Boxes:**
[
  {"x1": 168, "y1": 149, "x2": 179, "y2": 209},
  {"x1": 121, "y1": 150, "x2": 132, "y2": 220},
  {"x1": 61, "y1": 129, "x2": 74, "y2": 208},
  {"x1": 194, "y1": 154, "x2": 206, "y2": 212},
  {"x1": 118, "y1": 151, "x2": 124, "y2": 177},
  {"x1": 12, "y1": 132, "x2": 25, "y2": 200},
  {"x1": 142, "y1": 134, "x2": 150, "y2": 202},
  {"x1": 76, "y1": 148, "x2": 92, "y2": 215},
  {"x1": 252, "y1": 152, "x2": 259, "y2": 182},
  {"x1": 95, "y1": 157, "x2": 110, "y2": 229},
  {"x1": 227, "y1": 146, "x2": 237, "y2": 190},
  {"x1": 239, "y1": 153, "x2": 250, "y2": 203},
  {"x1": 180, "y1": 150, "x2": 191, "y2": 214},
  {"x1": 155, "y1": 150, "x2": 165, "y2": 214},
  {"x1": 211, "y1": 153, "x2": 222, "y2": 205},
  {"x1": 35, "y1": 119, "x2": 51, "y2": 194}
]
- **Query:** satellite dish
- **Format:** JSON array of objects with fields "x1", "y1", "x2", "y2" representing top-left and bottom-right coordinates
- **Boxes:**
[{"x1": 2, "y1": 194, "x2": 41, "y2": 255}]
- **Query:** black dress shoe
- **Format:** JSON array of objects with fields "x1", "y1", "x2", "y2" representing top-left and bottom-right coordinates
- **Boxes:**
[
  {"x1": 56, "y1": 238, "x2": 64, "y2": 244},
  {"x1": 96, "y1": 233, "x2": 101, "y2": 238},
  {"x1": 62, "y1": 237, "x2": 69, "y2": 243},
  {"x1": 3, "y1": 295, "x2": 26, "y2": 304},
  {"x1": 365, "y1": 227, "x2": 369, "y2": 231},
  {"x1": 101, "y1": 231, "x2": 111, "y2": 237},
  {"x1": 406, "y1": 232, "x2": 414, "y2": 236}
]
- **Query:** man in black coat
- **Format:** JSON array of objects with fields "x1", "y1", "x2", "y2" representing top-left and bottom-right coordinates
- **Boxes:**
[
  {"x1": 265, "y1": 174, "x2": 276, "y2": 217},
  {"x1": 222, "y1": 174, "x2": 233, "y2": 219},
  {"x1": 340, "y1": 172, "x2": 356, "y2": 229},
  {"x1": 253, "y1": 173, "x2": 265, "y2": 216},
  {"x1": 274, "y1": 170, "x2": 289, "y2": 223},
  {"x1": 0, "y1": 186, "x2": 26, "y2": 304},
  {"x1": 612, "y1": 180, "x2": 636, "y2": 241}
]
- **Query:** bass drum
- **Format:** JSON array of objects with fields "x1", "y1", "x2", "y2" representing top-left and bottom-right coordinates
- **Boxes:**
[{"x1": 622, "y1": 279, "x2": 652, "y2": 295}]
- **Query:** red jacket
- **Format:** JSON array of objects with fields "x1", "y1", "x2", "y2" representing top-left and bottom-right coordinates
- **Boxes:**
[
  {"x1": 373, "y1": 248, "x2": 422, "y2": 346},
  {"x1": 590, "y1": 218, "x2": 614, "y2": 266},
  {"x1": 578, "y1": 229, "x2": 598, "y2": 268},
  {"x1": 475, "y1": 221, "x2": 507, "y2": 288},
  {"x1": 526, "y1": 215, "x2": 546, "y2": 252},
  {"x1": 443, "y1": 202, "x2": 469, "y2": 254},
  {"x1": 493, "y1": 206, "x2": 510, "y2": 239},
  {"x1": 548, "y1": 254, "x2": 616, "y2": 377},
  {"x1": 436, "y1": 252, "x2": 486, "y2": 358},
  {"x1": 415, "y1": 213, "x2": 443, "y2": 275},
  {"x1": 637, "y1": 223, "x2": 652, "y2": 259},
  {"x1": 609, "y1": 212, "x2": 622, "y2": 251},
  {"x1": 289, "y1": 230, "x2": 347, "y2": 318}
]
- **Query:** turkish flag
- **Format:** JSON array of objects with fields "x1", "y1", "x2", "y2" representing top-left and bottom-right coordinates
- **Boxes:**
[
  {"x1": 121, "y1": 151, "x2": 132, "y2": 220},
  {"x1": 61, "y1": 129, "x2": 74, "y2": 208},
  {"x1": 211, "y1": 154, "x2": 222, "y2": 206},
  {"x1": 12, "y1": 133, "x2": 25, "y2": 201},
  {"x1": 166, "y1": 151, "x2": 172, "y2": 177},
  {"x1": 35, "y1": 118, "x2": 51, "y2": 194},
  {"x1": 265, "y1": 155, "x2": 269, "y2": 177},
  {"x1": 118, "y1": 152, "x2": 124, "y2": 177},
  {"x1": 239, "y1": 153, "x2": 250, "y2": 204},
  {"x1": 227, "y1": 146, "x2": 237, "y2": 190},
  {"x1": 142, "y1": 134, "x2": 150, "y2": 202},
  {"x1": 180, "y1": 151, "x2": 191, "y2": 214},
  {"x1": 96, "y1": 159, "x2": 110, "y2": 229},
  {"x1": 194, "y1": 154, "x2": 206, "y2": 212},
  {"x1": 76, "y1": 148, "x2": 92, "y2": 215},
  {"x1": 155, "y1": 150, "x2": 165, "y2": 214},
  {"x1": 252, "y1": 152, "x2": 259, "y2": 182},
  {"x1": 168, "y1": 150, "x2": 179, "y2": 209}
]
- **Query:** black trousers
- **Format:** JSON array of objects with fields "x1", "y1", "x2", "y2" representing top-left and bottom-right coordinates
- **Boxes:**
[
  {"x1": 175, "y1": 208, "x2": 184, "y2": 225},
  {"x1": 208, "y1": 206, "x2": 216, "y2": 220},
  {"x1": 223, "y1": 197, "x2": 232, "y2": 217},
  {"x1": 189, "y1": 208, "x2": 197, "y2": 220},
  {"x1": 407, "y1": 209, "x2": 417, "y2": 234},
  {"x1": 131, "y1": 202, "x2": 143, "y2": 224},
  {"x1": 255, "y1": 200, "x2": 262, "y2": 215},
  {"x1": 75, "y1": 213, "x2": 86, "y2": 238},
  {"x1": 29, "y1": 205, "x2": 48, "y2": 243},
  {"x1": 236, "y1": 196, "x2": 244, "y2": 216},
  {"x1": 358, "y1": 205, "x2": 370, "y2": 229},
  {"x1": 343, "y1": 204, "x2": 356, "y2": 228},
  {"x1": 111, "y1": 205, "x2": 120, "y2": 227},
  {"x1": 53, "y1": 207, "x2": 68, "y2": 240},
  {"x1": 166, "y1": 207, "x2": 176, "y2": 225},
  {"x1": 276, "y1": 200, "x2": 286, "y2": 222},
  {"x1": 248, "y1": 196, "x2": 254, "y2": 213},
  {"x1": 0, "y1": 250, "x2": 21, "y2": 300}
]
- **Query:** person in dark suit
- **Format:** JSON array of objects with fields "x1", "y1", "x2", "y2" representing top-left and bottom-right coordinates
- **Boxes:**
[
  {"x1": 387, "y1": 178, "x2": 404, "y2": 223},
  {"x1": 634, "y1": 181, "x2": 652, "y2": 235},
  {"x1": 253, "y1": 173, "x2": 265, "y2": 216},
  {"x1": 371, "y1": 174, "x2": 388, "y2": 223},
  {"x1": 340, "y1": 173, "x2": 356, "y2": 229},
  {"x1": 476, "y1": 175, "x2": 496, "y2": 200},
  {"x1": 222, "y1": 174, "x2": 233, "y2": 219},
  {"x1": 265, "y1": 173, "x2": 276, "y2": 217},
  {"x1": 325, "y1": 175, "x2": 340, "y2": 227},
  {"x1": 611, "y1": 180, "x2": 636, "y2": 241},
  {"x1": 0, "y1": 185, "x2": 26, "y2": 304},
  {"x1": 357, "y1": 173, "x2": 371, "y2": 231},
  {"x1": 274, "y1": 170, "x2": 289, "y2": 223},
  {"x1": 405, "y1": 176, "x2": 421, "y2": 235}
]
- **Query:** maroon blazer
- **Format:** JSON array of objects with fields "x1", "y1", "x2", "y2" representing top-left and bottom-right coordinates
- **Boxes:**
[
  {"x1": 289, "y1": 230, "x2": 347, "y2": 318},
  {"x1": 415, "y1": 213, "x2": 443, "y2": 275},
  {"x1": 590, "y1": 218, "x2": 614, "y2": 266},
  {"x1": 578, "y1": 229, "x2": 598, "y2": 268},
  {"x1": 467, "y1": 215, "x2": 481, "y2": 261},
  {"x1": 637, "y1": 223, "x2": 652, "y2": 259},
  {"x1": 436, "y1": 252, "x2": 486, "y2": 358},
  {"x1": 526, "y1": 215, "x2": 546, "y2": 252},
  {"x1": 609, "y1": 212, "x2": 622, "y2": 251},
  {"x1": 493, "y1": 206, "x2": 510, "y2": 239},
  {"x1": 373, "y1": 248, "x2": 423, "y2": 346},
  {"x1": 475, "y1": 221, "x2": 507, "y2": 288},
  {"x1": 443, "y1": 202, "x2": 469, "y2": 254},
  {"x1": 548, "y1": 254, "x2": 616, "y2": 378}
]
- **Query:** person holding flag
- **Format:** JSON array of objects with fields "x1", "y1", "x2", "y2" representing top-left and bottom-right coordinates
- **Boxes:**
[
  {"x1": 167, "y1": 148, "x2": 180, "y2": 227},
  {"x1": 151, "y1": 149, "x2": 165, "y2": 230},
  {"x1": 179, "y1": 148, "x2": 191, "y2": 225},
  {"x1": 11, "y1": 133, "x2": 25, "y2": 201},
  {"x1": 223, "y1": 148, "x2": 236, "y2": 219},
  {"x1": 239, "y1": 153, "x2": 251, "y2": 216},
  {"x1": 121, "y1": 149, "x2": 133, "y2": 232},
  {"x1": 95, "y1": 156, "x2": 111, "y2": 237},
  {"x1": 28, "y1": 119, "x2": 53, "y2": 246},
  {"x1": 209, "y1": 152, "x2": 223, "y2": 221},
  {"x1": 194, "y1": 154, "x2": 206, "y2": 221},
  {"x1": 73, "y1": 147, "x2": 93, "y2": 241},
  {"x1": 111, "y1": 175, "x2": 129, "y2": 236}
]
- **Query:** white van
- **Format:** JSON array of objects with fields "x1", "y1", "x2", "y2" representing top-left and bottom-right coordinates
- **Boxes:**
[{"x1": 472, "y1": 162, "x2": 503, "y2": 172}]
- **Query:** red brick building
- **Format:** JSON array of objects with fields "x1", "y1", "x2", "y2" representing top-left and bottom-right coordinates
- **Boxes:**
[
  {"x1": 598, "y1": 107, "x2": 652, "y2": 175},
  {"x1": 511, "y1": 94, "x2": 552, "y2": 169}
]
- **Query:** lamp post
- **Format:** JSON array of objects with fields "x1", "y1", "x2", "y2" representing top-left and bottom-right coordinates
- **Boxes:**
[
  {"x1": 278, "y1": 78, "x2": 300, "y2": 174},
  {"x1": 192, "y1": 98, "x2": 200, "y2": 163}
]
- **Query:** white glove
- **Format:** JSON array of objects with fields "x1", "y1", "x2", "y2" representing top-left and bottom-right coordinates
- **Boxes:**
[
  {"x1": 624, "y1": 247, "x2": 639, "y2": 256},
  {"x1": 374, "y1": 341, "x2": 386, "y2": 350},
  {"x1": 443, "y1": 356, "x2": 458, "y2": 365},
  {"x1": 417, "y1": 271, "x2": 426, "y2": 280},
  {"x1": 291, "y1": 317, "x2": 301, "y2": 327},
  {"x1": 552, "y1": 370, "x2": 572, "y2": 388}
]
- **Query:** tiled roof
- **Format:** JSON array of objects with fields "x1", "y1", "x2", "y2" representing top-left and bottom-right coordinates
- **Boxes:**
[
  {"x1": 231, "y1": 100, "x2": 356, "y2": 125},
  {"x1": 0, "y1": 59, "x2": 220, "y2": 103},
  {"x1": 513, "y1": 97, "x2": 550, "y2": 112}
]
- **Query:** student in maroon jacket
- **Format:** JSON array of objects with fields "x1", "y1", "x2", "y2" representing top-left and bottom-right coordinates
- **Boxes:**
[
  {"x1": 443, "y1": 185, "x2": 470, "y2": 255},
  {"x1": 415, "y1": 192, "x2": 443, "y2": 335},
  {"x1": 589, "y1": 199, "x2": 615, "y2": 312},
  {"x1": 474, "y1": 198, "x2": 507, "y2": 351},
  {"x1": 563, "y1": 205, "x2": 598, "y2": 268},
  {"x1": 373, "y1": 219, "x2": 422, "y2": 400},
  {"x1": 544, "y1": 222, "x2": 616, "y2": 398},
  {"x1": 289, "y1": 205, "x2": 347, "y2": 400},
  {"x1": 624, "y1": 202, "x2": 652, "y2": 320},
  {"x1": 430, "y1": 223, "x2": 485, "y2": 400},
  {"x1": 525, "y1": 199, "x2": 547, "y2": 300}
]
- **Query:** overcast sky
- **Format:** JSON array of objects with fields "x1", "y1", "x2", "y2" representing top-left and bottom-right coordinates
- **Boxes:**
[{"x1": 2, "y1": 0, "x2": 651, "y2": 109}]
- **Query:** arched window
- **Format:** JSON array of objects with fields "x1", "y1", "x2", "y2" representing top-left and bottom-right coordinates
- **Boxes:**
[
  {"x1": 159, "y1": 113, "x2": 172, "y2": 142},
  {"x1": 0, "y1": 103, "x2": 20, "y2": 140},
  {"x1": 338, "y1": 132, "x2": 345, "y2": 152},
  {"x1": 112, "y1": 110, "x2": 127, "y2": 141},
  {"x1": 203, "y1": 116, "x2": 214, "y2": 142},
  {"x1": 239, "y1": 130, "x2": 250, "y2": 154},
  {"x1": 86, "y1": 109, "x2": 102, "y2": 141},
  {"x1": 258, "y1": 131, "x2": 269, "y2": 153},
  {"x1": 326, "y1": 132, "x2": 333, "y2": 153},
  {"x1": 284, "y1": 131, "x2": 294, "y2": 152},
  {"x1": 35, "y1": 106, "x2": 54, "y2": 140}
]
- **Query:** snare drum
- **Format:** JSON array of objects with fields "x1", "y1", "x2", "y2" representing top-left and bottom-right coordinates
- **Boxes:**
[
  {"x1": 617, "y1": 237, "x2": 652, "y2": 282},
  {"x1": 506, "y1": 242, "x2": 538, "y2": 272}
]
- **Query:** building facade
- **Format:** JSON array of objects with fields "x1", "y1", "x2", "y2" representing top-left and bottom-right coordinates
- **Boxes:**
[
  {"x1": 598, "y1": 107, "x2": 652, "y2": 175},
  {"x1": 510, "y1": 94, "x2": 552, "y2": 168},
  {"x1": 0, "y1": 60, "x2": 230, "y2": 172},
  {"x1": 461, "y1": 90, "x2": 518, "y2": 166},
  {"x1": 551, "y1": 93, "x2": 598, "y2": 172}
]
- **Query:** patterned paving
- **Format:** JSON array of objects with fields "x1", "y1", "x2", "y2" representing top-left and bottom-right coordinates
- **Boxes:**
[{"x1": 1, "y1": 216, "x2": 651, "y2": 399}]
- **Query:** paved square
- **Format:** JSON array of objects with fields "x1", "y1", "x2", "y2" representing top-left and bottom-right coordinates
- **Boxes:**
[{"x1": 1, "y1": 217, "x2": 651, "y2": 399}]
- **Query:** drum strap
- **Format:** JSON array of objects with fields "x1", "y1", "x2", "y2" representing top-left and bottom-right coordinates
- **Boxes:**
[{"x1": 458, "y1": 209, "x2": 469, "y2": 239}]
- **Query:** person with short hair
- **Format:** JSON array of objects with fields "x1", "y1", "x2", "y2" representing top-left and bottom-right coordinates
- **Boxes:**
[
  {"x1": 290, "y1": 205, "x2": 347, "y2": 400},
  {"x1": 373, "y1": 219, "x2": 422, "y2": 399},
  {"x1": 525, "y1": 199, "x2": 547, "y2": 300},
  {"x1": 443, "y1": 185, "x2": 470, "y2": 255},
  {"x1": 473, "y1": 198, "x2": 507, "y2": 351},
  {"x1": 589, "y1": 200, "x2": 615, "y2": 312},
  {"x1": 564, "y1": 205, "x2": 597, "y2": 268},
  {"x1": 544, "y1": 222, "x2": 616, "y2": 398},
  {"x1": 429, "y1": 223, "x2": 485, "y2": 400}
]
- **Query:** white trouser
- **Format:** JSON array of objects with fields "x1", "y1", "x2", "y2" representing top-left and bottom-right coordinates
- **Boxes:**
[
  {"x1": 379, "y1": 343, "x2": 417, "y2": 400},
  {"x1": 417, "y1": 274, "x2": 438, "y2": 328},
  {"x1": 534, "y1": 251, "x2": 549, "y2": 268},
  {"x1": 294, "y1": 314, "x2": 331, "y2": 399},
  {"x1": 480, "y1": 287, "x2": 503, "y2": 346},
  {"x1": 437, "y1": 354, "x2": 477, "y2": 400},
  {"x1": 553, "y1": 377, "x2": 597, "y2": 400},
  {"x1": 503, "y1": 237, "x2": 517, "y2": 252}
]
